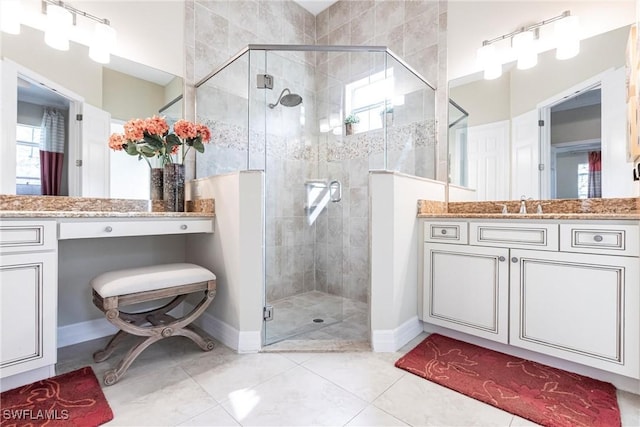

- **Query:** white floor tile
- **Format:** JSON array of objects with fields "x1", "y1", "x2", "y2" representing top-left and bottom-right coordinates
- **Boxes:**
[
  {"x1": 103, "y1": 366, "x2": 217, "y2": 426},
  {"x1": 177, "y1": 405, "x2": 240, "y2": 426},
  {"x1": 221, "y1": 366, "x2": 367, "y2": 426},
  {"x1": 373, "y1": 373, "x2": 514, "y2": 426},
  {"x1": 510, "y1": 415, "x2": 540, "y2": 426},
  {"x1": 618, "y1": 389, "x2": 640, "y2": 427},
  {"x1": 302, "y1": 352, "x2": 405, "y2": 402},
  {"x1": 346, "y1": 405, "x2": 409, "y2": 426},
  {"x1": 187, "y1": 353, "x2": 296, "y2": 403}
]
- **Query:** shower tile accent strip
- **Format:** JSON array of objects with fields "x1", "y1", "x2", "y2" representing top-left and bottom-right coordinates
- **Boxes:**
[
  {"x1": 0, "y1": 195, "x2": 215, "y2": 216},
  {"x1": 417, "y1": 197, "x2": 640, "y2": 220}
]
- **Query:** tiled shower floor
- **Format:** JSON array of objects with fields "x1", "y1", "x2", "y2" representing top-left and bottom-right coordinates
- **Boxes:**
[{"x1": 264, "y1": 291, "x2": 370, "y2": 351}]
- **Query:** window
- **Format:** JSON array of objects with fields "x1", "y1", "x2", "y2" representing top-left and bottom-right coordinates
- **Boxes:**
[
  {"x1": 16, "y1": 124, "x2": 42, "y2": 191},
  {"x1": 577, "y1": 163, "x2": 589, "y2": 199},
  {"x1": 345, "y1": 69, "x2": 395, "y2": 133}
]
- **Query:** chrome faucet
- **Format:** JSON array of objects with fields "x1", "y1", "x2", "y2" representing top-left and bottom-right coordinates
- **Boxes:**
[{"x1": 519, "y1": 196, "x2": 527, "y2": 214}]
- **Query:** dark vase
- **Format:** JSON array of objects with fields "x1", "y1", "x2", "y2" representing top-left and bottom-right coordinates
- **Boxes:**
[
  {"x1": 163, "y1": 163, "x2": 185, "y2": 212},
  {"x1": 150, "y1": 168, "x2": 164, "y2": 201}
]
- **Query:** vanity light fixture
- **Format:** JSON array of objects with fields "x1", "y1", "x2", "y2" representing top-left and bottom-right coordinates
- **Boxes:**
[
  {"x1": 0, "y1": 0, "x2": 22, "y2": 35},
  {"x1": 478, "y1": 10, "x2": 579, "y2": 80},
  {"x1": 42, "y1": 0, "x2": 117, "y2": 63}
]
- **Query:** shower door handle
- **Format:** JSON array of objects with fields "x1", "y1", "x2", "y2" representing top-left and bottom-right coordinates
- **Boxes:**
[{"x1": 329, "y1": 180, "x2": 342, "y2": 203}]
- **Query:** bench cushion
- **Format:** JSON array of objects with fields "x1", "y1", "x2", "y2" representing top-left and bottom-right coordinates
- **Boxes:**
[{"x1": 91, "y1": 263, "x2": 216, "y2": 298}]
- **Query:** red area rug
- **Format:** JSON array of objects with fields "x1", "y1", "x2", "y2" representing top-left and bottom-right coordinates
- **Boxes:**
[
  {"x1": 0, "y1": 367, "x2": 114, "y2": 427},
  {"x1": 395, "y1": 334, "x2": 620, "y2": 427}
]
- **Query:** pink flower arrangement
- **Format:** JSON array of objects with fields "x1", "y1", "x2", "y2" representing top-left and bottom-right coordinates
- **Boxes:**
[{"x1": 109, "y1": 116, "x2": 211, "y2": 167}]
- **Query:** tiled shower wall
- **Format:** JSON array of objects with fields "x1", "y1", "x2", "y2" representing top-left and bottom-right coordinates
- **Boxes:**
[{"x1": 187, "y1": 0, "x2": 446, "y2": 305}]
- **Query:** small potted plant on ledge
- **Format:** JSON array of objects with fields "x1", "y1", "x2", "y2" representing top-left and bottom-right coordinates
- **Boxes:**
[
  {"x1": 381, "y1": 106, "x2": 394, "y2": 127},
  {"x1": 344, "y1": 113, "x2": 360, "y2": 136}
]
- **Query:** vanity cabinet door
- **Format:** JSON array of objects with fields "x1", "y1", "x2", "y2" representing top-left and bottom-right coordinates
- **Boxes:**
[
  {"x1": 0, "y1": 252, "x2": 57, "y2": 378},
  {"x1": 509, "y1": 249, "x2": 640, "y2": 378},
  {"x1": 423, "y1": 243, "x2": 509, "y2": 344}
]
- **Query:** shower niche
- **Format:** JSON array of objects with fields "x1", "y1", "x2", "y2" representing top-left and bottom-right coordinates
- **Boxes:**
[{"x1": 195, "y1": 45, "x2": 436, "y2": 350}]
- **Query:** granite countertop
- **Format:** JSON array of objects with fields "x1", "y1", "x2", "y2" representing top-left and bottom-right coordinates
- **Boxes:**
[
  {"x1": 0, "y1": 211, "x2": 214, "y2": 218},
  {"x1": 416, "y1": 213, "x2": 640, "y2": 220},
  {"x1": 417, "y1": 197, "x2": 640, "y2": 220},
  {"x1": 0, "y1": 195, "x2": 215, "y2": 219}
]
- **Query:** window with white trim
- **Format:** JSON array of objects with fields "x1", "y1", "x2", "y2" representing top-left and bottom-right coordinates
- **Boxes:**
[
  {"x1": 345, "y1": 69, "x2": 395, "y2": 133},
  {"x1": 16, "y1": 124, "x2": 42, "y2": 190}
]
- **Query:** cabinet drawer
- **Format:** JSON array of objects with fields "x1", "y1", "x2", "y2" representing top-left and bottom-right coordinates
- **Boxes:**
[
  {"x1": 470, "y1": 223, "x2": 558, "y2": 251},
  {"x1": 560, "y1": 224, "x2": 639, "y2": 256},
  {"x1": 424, "y1": 221, "x2": 468, "y2": 244},
  {"x1": 0, "y1": 221, "x2": 56, "y2": 253},
  {"x1": 58, "y1": 219, "x2": 213, "y2": 240}
]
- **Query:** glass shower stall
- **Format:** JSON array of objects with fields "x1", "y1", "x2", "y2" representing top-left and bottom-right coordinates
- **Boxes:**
[{"x1": 195, "y1": 45, "x2": 436, "y2": 349}]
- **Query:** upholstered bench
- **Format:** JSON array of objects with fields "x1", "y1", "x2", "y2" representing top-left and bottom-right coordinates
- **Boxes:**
[{"x1": 91, "y1": 263, "x2": 216, "y2": 385}]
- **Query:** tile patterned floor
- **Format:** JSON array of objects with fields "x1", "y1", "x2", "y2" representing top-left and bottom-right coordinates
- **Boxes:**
[
  {"x1": 55, "y1": 333, "x2": 640, "y2": 426},
  {"x1": 265, "y1": 291, "x2": 369, "y2": 345}
]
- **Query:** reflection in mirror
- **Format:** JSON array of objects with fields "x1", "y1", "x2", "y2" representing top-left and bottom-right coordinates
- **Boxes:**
[
  {"x1": 448, "y1": 24, "x2": 637, "y2": 201},
  {"x1": 1, "y1": 25, "x2": 183, "y2": 199}
]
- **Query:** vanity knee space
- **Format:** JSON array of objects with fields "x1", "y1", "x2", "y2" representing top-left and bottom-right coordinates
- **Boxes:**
[{"x1": 421, "y1": 219, "x2": 640, "y2": 379}]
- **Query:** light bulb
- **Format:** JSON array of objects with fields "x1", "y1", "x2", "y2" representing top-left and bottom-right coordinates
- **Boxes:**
[
  {"x1": 89, "y1": 22, "x2": 117, "y2": 64},
  {"x1": 477, "y1": 44, "x2": 502, "y2": 80},
  {"x1": 0, "y1": 0, "x2": 21, "y2": 35},
  {"x1": 44, "y1": 4, "x2": 72, "y2": 51},
  {"x1": 512, "y1": 31, "x2": 537, "y2": 70},
  {"x1": 555, "y1": 15, "x2": 580, "y2": 60}
]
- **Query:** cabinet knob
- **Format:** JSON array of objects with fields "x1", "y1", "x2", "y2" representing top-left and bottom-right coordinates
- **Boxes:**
[
  {"x1": 180, "y1": 224, "x2": 188, "y2": 230},
  {"x1": 498, "y1": 256, "x2": 506, "y2": 262},
  {"x1": 105, "y1": 226, "x2": 113, "y2": 232},
  {"x1": 593, "y1": 235, "x2": 603, "y2": 242},
  {"x1": 511, "y1": 257, "x2": 518, "y2": 263},
  {"x1": 440, "y1": 229, "x2": 447, "y2": 235}
]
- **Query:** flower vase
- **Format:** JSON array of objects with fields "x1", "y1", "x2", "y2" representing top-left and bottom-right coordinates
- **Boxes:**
[
  {"x1": 150, "y1": 168, "x2": 164, "y2": 201},
  {"x1": 345, "y1": 123, "x2": 354, "y2": 135},
  {"x1": 163, "y1": 164, "x2": 185, "y2": 212}
]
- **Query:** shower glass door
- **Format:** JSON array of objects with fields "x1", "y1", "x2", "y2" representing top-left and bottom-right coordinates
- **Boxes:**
[{"x1": 262, "y1": 49, "x2": 345, "y2": 346}]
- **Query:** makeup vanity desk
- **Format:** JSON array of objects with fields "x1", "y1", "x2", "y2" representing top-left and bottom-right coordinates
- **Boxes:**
[{"x1": 0, "y1": 197, "x2": 215, "y2": 391}]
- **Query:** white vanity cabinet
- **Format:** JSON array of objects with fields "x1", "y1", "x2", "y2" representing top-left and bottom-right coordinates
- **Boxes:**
[
  {"x1": 0, "y1": 220, "x2": 57, "y2": 378},
  {"x1": 421, "y1": 219, "x2": 640, "y2": 378}
]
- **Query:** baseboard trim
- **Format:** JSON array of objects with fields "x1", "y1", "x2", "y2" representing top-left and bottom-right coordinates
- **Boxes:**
[
  {"x1": 372, "y1": 316, "x2": 422, "y2": 352},
  {"x1": 0, "y1": 365, "x2": 56, "y2": 392},
  {"x1": 186, "y1": 303, "x2": 261, "y2": 353},
  {"x1": 57, "y1": 319, "x2": 118, "y2": 348}
]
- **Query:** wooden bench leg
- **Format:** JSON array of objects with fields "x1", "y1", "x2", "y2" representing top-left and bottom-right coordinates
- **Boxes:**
[{"x1": 103, "y1": 334, "x2": 164, "y2": 386}]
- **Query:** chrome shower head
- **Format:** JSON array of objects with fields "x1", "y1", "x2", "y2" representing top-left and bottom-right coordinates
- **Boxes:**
[{"x1": 268, "y1": 88, "x2": 303, "y2": 108}]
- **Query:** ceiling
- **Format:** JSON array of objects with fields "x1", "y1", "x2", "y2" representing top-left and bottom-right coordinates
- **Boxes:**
[{"x1": 293, "y1": 0, "x2": 337, "y2": 15}]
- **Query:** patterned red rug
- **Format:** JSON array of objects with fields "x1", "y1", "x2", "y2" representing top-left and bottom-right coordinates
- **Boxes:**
[
  {"x1": 0, "y1": 367, "x2": 114, "y2": 427},
  {"x1": 395, "y1": 334, "x2": 620, "y2": 427}
]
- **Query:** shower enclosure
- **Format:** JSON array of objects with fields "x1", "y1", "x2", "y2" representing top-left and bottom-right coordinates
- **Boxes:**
[{"x1": 195, "y1": 45, "x2": 436, "y2": 349}]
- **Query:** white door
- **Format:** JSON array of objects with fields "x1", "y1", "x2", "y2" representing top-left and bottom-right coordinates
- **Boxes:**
[
  {"x1": 601, "y1": 67, "x2": 634, "y2": 197},
  {"x1": 0, "y1": 60, "x2": 18, "y2": 194},
  {"x1": 467, "y1": 120, "x2": 509, "y2": 201},
  {"x1": 510, "y1": 249, "x2": 639, "y2": 378},
  {"x1": 424, "y1": 243, "x2": 509, "y2": 344},
  {"x1": 511, "y1": 110, "x2": 539, "y2": 199},
  {"x1": 81, "y1": 104, "x2": 111, "y2": 197}
]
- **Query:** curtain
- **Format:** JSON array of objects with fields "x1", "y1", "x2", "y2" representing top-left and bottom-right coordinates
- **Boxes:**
[
  {"x1": 588, "y1": 151, "x2": 602, "y2": 198},
  {"x1": 39, "y1": 108, "x2": 66, "y2": 196}
]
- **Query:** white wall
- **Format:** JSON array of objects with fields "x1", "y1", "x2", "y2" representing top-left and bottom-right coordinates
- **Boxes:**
[
  {"x1": 555, "y1": 151, "x2": 588, "y2": 199},
  {"x1": 551, "y1": 105, "x2": 601, "y2": 144},
  {"x1": 185, "y1": 171, "x2": 264, "y2": 353},
  {"x1": 370, "y1": 171, "x2": 446, "y2": 352},
  {"x1": 448, "y1": 184, "x2": 477, "y2": 201}
]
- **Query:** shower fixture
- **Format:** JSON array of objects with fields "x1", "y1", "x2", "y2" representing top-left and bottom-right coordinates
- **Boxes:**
[{"x1": 268, "y1": 88, "x2": 302, "y2": 108}]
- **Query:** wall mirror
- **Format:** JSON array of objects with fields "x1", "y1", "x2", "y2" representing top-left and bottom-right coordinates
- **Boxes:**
[
  {"x1": 1, "y1": 25, "x2": 183, "y2": 200},
  {"x1": 448, "y1": 16, "x2": 638, "y2": 202}
]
